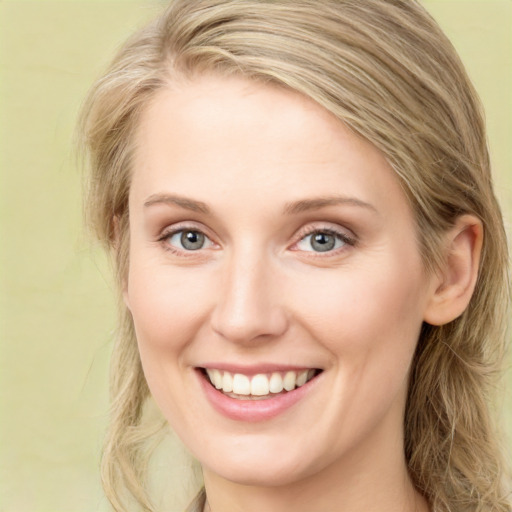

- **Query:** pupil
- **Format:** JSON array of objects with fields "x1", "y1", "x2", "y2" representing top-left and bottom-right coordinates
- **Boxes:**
[
  {"x1": 181, "y1": 231, "x2": 204, "y2": 250},
  {"x1": 312, "y1": 233, "x2": 335, "y2": 252}
]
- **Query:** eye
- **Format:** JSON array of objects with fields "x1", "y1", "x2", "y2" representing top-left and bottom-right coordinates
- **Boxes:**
[
  {"x1": 296, "y1": 230, "x2": 352, "y2": 253},
  {"x1": 165, "y1": 229, "x2": 214, "y2": 251}
]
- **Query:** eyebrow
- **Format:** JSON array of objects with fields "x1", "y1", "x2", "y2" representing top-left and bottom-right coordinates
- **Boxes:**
[
  {"x1": 144, "y1": 194, "x2": 210, "y2": 214},
  {"x1": 283, "y1": 196, "x2": 377, "y2": 215},
  {"x1": 143, "y1": 193, "x2": 377, "y2": 216}
]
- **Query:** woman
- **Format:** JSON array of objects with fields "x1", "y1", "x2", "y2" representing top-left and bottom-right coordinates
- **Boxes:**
[{"x1": 79, "y1": 1, "x2": 511, "y2": 511}]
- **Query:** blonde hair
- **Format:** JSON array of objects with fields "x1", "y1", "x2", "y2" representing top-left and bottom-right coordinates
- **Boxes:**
[{"x1": 79, "y1": 1, "x2": 511, "y2": 510}]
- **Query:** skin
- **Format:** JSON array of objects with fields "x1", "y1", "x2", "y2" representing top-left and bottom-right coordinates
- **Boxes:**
[{"x1": 124, "y1": 75, "x2": 481, "y2": 512}]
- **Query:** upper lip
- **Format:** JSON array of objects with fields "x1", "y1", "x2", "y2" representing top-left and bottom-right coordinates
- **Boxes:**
[{"x1": 197, "y1": 362, "x2": 321, "y2": 376}]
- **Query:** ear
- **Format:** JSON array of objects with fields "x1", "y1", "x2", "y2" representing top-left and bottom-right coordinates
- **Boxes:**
[{"x1": 423, "y1": 215, "x2": 483, "y2": 326}]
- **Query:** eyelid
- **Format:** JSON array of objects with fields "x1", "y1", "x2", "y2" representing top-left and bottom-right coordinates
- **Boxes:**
[
  {"x1": 156, "y1": 221, "x2": 356, "y2": 256},
  {"x1": 157, "y1": 222, "x2": 218, "y2": 254},
  {"x1": 290, "y1": 223, "x2": 357, "y2": 253}
]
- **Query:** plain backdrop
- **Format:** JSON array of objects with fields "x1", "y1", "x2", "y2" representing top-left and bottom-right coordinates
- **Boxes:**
[{"x1": 0, "y1": 1, "x2": 511, "y2": 511}]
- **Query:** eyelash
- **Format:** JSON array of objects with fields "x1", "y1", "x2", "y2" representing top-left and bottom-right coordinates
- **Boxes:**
[
  {"x1": 157, "y1": 224, "x2": 356, "y2": 256},
  {"x1": 157, "y1": 224, "x2": 215, "y2": 256},
  {"x1": 292, "y1": 226, "x2": 356, "y2": 255}
]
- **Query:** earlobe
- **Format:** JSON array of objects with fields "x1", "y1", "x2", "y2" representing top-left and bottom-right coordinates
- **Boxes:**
[{"x1": 423, "y1": 215, "x2": 483, "y2": 326}]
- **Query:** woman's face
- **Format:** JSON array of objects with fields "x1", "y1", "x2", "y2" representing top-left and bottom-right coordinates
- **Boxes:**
[{"x1": 126, "y1": 75, "x2": 438, "y2": 486}]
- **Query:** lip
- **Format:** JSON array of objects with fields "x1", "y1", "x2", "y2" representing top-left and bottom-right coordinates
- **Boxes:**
[{"x1": 196, "y1": 366, "x2": 322, "y2": 422}]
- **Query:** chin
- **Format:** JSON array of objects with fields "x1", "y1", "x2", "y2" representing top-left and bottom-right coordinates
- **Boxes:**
[
  {"x1": 200, "y1": 441, "x2": 318, "y2": 487},
  {"x1": 211, "y1": 463, "x2": 306, "y2": 487}
]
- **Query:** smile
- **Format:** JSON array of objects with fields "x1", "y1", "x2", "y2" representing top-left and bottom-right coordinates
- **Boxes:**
[
  {"x1": 204, "y1": 368, "x2": 319, "y2": 399},
  {"x1": 197, "y1": 366, "x2": 323, "y2": 422}
]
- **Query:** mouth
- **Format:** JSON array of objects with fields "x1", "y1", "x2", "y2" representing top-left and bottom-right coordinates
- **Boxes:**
[{"x1": 199, "y1": 367, "x2": 323, "y2": 401}]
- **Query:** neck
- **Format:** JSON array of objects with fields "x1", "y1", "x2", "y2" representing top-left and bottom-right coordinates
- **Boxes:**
[
  {"x1": 203, "y1": 464, "x2": 428, "y2": 512},
  {"x1": 201, "y1": 416, "x2": 430, "y2": 512}
]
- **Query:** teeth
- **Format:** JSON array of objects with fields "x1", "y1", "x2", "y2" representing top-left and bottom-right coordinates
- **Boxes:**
[
  {"x1": 205, "y1": 368, "x2": 318, "y2": 397},
  {"x1": 269, "y1": 372, "x2": 284, "y2": 393},
  {"x1": 232, "y1": 373, "x2": 251, "y2": 395},
  {"x1": 296, "y1": 370, "x2": 308, "y2": 387},
  {"x1": 251, "y1": 374, "x2": 269, "y2": 396},
  {"x1": 283, "y1": 371, "x2": 296, "y2": 391},
  {"x1": 222, "y1": 371, "x2": 233, "y2": 392},
  {"x1": 206, "y1": 369, "x2": 223, "y2": 389}
]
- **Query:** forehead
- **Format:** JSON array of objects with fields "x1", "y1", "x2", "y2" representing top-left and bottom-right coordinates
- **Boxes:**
[
  {"x1": 130, "y1": 74, "x2": 409, "y2": 221},
  {"x1": 134, "y1": 75, "x2": 345, "y2": 167}
]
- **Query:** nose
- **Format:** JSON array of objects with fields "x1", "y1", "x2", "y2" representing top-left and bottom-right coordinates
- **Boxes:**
[{"x1": 210, "y1": 250, "x2": 289, "y2": 344}]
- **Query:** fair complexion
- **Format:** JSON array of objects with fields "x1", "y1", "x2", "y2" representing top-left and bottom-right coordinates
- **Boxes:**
[{"x1": 124, "y1": 75, "x2": 481, "y2": 512}]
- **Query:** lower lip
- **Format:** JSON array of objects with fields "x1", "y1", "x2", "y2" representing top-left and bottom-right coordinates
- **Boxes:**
[{"x1": 197, "y1": 369, "x2": 321, "y2": 422}]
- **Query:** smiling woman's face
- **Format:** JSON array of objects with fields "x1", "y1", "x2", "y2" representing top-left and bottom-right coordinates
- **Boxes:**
[{"x1": 125, "y1": 75, "x2": 438, "y2": 487}]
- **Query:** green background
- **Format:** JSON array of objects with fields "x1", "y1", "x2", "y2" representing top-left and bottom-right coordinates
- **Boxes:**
[{"x1": 0, "y1": 1, "x2": 510, "y2": 511}]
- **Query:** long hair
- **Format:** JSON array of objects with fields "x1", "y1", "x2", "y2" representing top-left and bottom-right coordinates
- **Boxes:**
[{"x1": 79, "y1": 1, "x2": 511, "y2": 510}]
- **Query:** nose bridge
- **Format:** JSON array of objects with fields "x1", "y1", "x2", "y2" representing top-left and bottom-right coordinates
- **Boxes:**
[{"x1": 211, "y1": 244, "x2": 288, "y2": 343}]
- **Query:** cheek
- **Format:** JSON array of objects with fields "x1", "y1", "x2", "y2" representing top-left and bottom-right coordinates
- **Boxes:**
[
  {"x1": 301, "y1": 247, "x2": 426, "y2": 338},
  {"x1": 126, "y1": 258, "x2": 212, "y2": 353},
  {"x1": 291, "y1": 258, "x2": 427, "y2": 389},
  {"x1": 125, "y1": 259, "x2": 214, "y2": 425}
]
